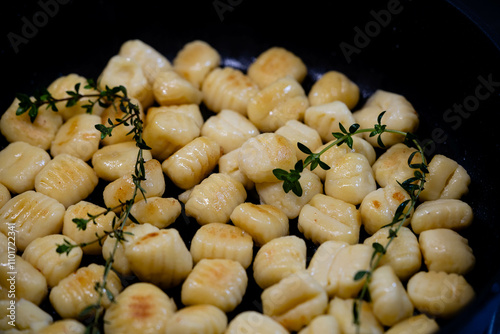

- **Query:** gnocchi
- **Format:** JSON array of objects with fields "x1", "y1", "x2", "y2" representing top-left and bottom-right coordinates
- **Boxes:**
[
  {"x1": 152, "y1": 70, "x2": 203, "y2": 106},
  {"x1": 411, "y1": 198, "x2": 473, "y2": 234},
  {"x1": 304, "y1": 101, "x2": 357, "y2": 142},
  {"x1": 165, "y1": 304, "x2": 227, "y2": 334},
  {"x1": 308, "y1": 70, "x2": 360, "y2": 109},
  {"x1": 225, "y1": 311, "x2": 289, "y2": 334}
]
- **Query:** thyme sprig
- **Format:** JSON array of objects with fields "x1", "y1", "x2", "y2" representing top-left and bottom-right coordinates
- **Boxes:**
[{"x1": 16, "y1": 79, "x2": 149, "y2": 334}]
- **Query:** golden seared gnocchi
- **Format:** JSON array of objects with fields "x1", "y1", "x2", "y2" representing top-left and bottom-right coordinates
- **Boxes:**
[
  {"x1": 256, "y1": 169, "x2": 323, "y2": 219},
  {"x1": 298, "y1": 315, "x2": 340, "y2": 334},
  {"x1": 247, "y1": 46, "x2": 307, "y2": 89},
  {"x1": 0, "y1": 254, "x2": 48, "y2": 305},
  {"x1": 326, "y1": 244, "x2": 372, "y2": 298},
  {"x1": 202, "y1": 67, "x2": 259, "y2": 115},
  {"x1": 407, "y1": 271, "x2": 475, "y2": 318},
  {"x1": 162, "y1": 136, "x2": 222, "y2": 190},
  {"x1": 129, "y1": 196, "x2": 181, "y2": 229},
  {"x1": 420, "y1": 154, "x2": 470, "y2": 201},
  {"x1": 308, "y1": 70, "x2": 360, "y2": 109},
  {"x1": 1, "y1": 98, "x2": 63, "y2": 150},
  {"x1": 218, "y1": 148, "x2": 255, "y2": 190},
  {"x1": 364, "y1": 226, "x2": 421, "y2": 281},
  {"x1": 230, "y1": 202, "x2": 289, "y2": 246},
  {"x1": 35, "y1": 153, "x2": 98, "y2": 208},
  {"x1": 275, "y1": 120, "x2": 322, "y2": 161},
  {"x1": 0, "y1": 141, "x2": 51, "y2": 194},
  {"x1": 98, "y1": 55, "x2": 154, "y2": 108},
  {"x1": 99, "y1": 97, "x2": 144, "y2": 146},
  {"x1": 38, "y1": 319, "x2": 86, "y2": 334},
  {"x1": 298, "y1": 193, "x2": 361, "y2": 245},
  {"x1": 238, "y1": 133, "x2": 297, "y2": 184},
  {"x1": 0, "y1": 298, "x2": 53, "y2": 332},
  {"x1": 165, "y1": 304, "x2": 228, "y2": 334},
  {"x1": 153, "y1": 70, "x2": 203, "y2": 106},
  {"x1": 372, "y1": 143, "x2": 421, "y2": 188},
  {"x1": 261, "y1": 270, "x2": 328, "y2": 332},
  {"x1": 225, "y1": 311, "x2": 289, "y2": 334},
  {"x1": 411, "y1": 198, "x2": 473, "y2": 234},
  {"x1": 92, "y1": 141, "x2": 153, "y2": 181},
  {"x1": 328, "y1": 297, "x2": 383, "y2": 334},
  {"x1": 0, "y1": 190, "x2": 65, "y2": 251},
  {"x1": 145, "y1": 104, "x2": 203, "y2": 128},
  {"x1": 22, "y1": 234, "x2": 83, "y2": 288},
  {"x1": 125, "y1": 228, "x2": 193, "y2": 289},
  {"x1": 103, "y1": 159, "x2": 165, "y2": 211},
  {"x1": 247, "y1": 76, "x2": 309, "y2": 132},
  {"x1": 253, "y1": 235, "x2": 306, "y2": 289},
  {"x1": 324, "y1": 152, "x2": 376, "y2": 205},
  {"x1": 173, "y1": 40, "x2": 221, "y2": 89},
  {"x1": 142, "y1": 107, "x2": 201, "y2": 161},
  {"x1": 181, "y1": 258, "x2": 248, "y2": 312},
  {"x1": 118, "y1": 39, "x2": 172, "y2": 84},
  {"x1": 359, "y1": 184, "x2": 413, "y2": 235},
  {"x1": 201, "y1": 109, "x2": 260, "y2": 154},
  {"x1": 190, "y1": 223, "x2": 253, "y2": 269},
  {"x1": 47, "y1": 73, "x2": 105, "y2": 120},
  {"x1": 49, "y1": 263, "x2": 122, "y2": 319},
  {"x1": 102, "y1": 223, "x2": 159, "y2": 276},
  {"x1": 304, "y1": 101, "x2": 357, "y2": 142},
  {"x1": 419, "y1": 228, "x2": 475, "y2": 274},
  {"x1": 307, "y1": 240, "x2": 348, "y2": 289},
  {"x1": 63, "y1": 201, "x2": 116, "y2": 255},
  {"x1": 184, "y1": 173, "x2": 247, "y2": 225},
  {"x1": 384, "y1": 314, "x2": 439, "y2": 334},
  {"x1": 353, "y1": 89, "x2": 419, "y2": 147},
  {"x1": 50, "y1": 113, "x2": 102, "y2": 161},
  {"x1": 369, "y1": 265, "x2": 414, "y2": 326},
  {"x1": 103, "y1": 282, "x2": 176, "y2": 334}
]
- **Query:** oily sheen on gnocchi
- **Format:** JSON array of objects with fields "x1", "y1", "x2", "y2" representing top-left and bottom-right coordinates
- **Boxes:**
[{"x1": 0, "y1": 38, "x2": 479, "y2": 334}]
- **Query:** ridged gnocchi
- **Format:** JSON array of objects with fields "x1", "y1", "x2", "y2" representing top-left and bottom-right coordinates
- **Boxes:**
[
  {"x1": 371, "y1": 143, "x2": 421, "y2": 187},
  {"x1": 162, "y1": 136, "x2": 222, "y2": 190},
  {"x1": 0, "y1": 183, "x2": 10, "y2": 210},
  {"x1": 99, "y1": 97, "x2": 144, "y2": 146},
  {"x1": 353, "y1": 89, "x2": 419, "y2": 147},
  {"x1": 173, "y1": 40, "x2": 221, "y2": 89},
  {"x1": 298, "y1": 193, "x2": 361, "y2": 245},
  {"x1": 247, "y1": 76, "x2": 309, "y2": 132},
  {"x1": 256, "y1": 168, "x2": 323, "y2": 219},
  {"x1": 34, "y1": 153, "x2": 98, "y2": 208},
  {"x1": 419, "y1": 228, "x2": 475, "y2": 274},
  {"x1": 225, "y1": 311, "x2": 289, "y2": 334},
  {"x1": 152, "y1": 70, "x2": 203, "y2": 106},
  {"x1": 49, "y1": 263, "x2": 122, "y2": 319},
  {"x1": 104, "y1": 282, "x2": 177, "y2": 334},
  {"x1": 304, "y1": 101, "x2": 357, "y2": 143},
  {"x1": 247, "y1": 46, "x2": 307, "y2": 89},
  {"x1": 261, "y1": 270, "x2": 328, "y2": 332},
  {"x1": 384, "y1": 314, "x2": 439, "y2": 334},
  {"x1": 0, "y1": 298, "x2": 52, "y2": 332},
  {"x1": 190, "y1": 223, "x2": 253, "y2": 269},
  {"x1": 0, "y1": 141, "x2": 51, "y2": 194},
  {"x1": 145, "y1": 104, "x2": 203, "y2": 128},
  {"x1": 181, "y1": 258, "x2": 248, "y2": 312},
  {"x1": 22, "y1": 234, "x2": 83, "y2": 287},
  {"x1": 308, "y1": 70, "x2": 360, "y2": 109},
  {"x1": 125, "y1": 228, "x2": 193, "y2": 289},
  {"x1": 275, "y1": 120, "x2": 322, "y2": 161},
  {"x1": 230, "y1": 202, "x2": 289, "y2": 246},
  {"x1": 218, "y1": 148, "x2": 255, "y2": 190},
  {"x1": 50, "y1": 113, "x2": 102, "y2": 161},
  {"x1": 165, "y1": 304, "x2": 228, "y2": 334},
  {"x1": 328, "y1": 297, "x2": 383, "y2": 334},
  {"x1": 201, "y1": 109, "x2": 260, "y2": 154},
  {"x1": 253, "y1": 235, "x2": 306, "y2": 289},
  {"x1": 184, "y1": 173, "x2": 247, "y2": 225},
  {"x1": 298, "y1": 315, "x2": 340, "y2": 334},
  {"x1": 407, "y1": 271, "x2": 475, "y2": 318},
  {"x1": 202, "y1": 67, "x2": 259, "y2": 115},
  {"x1": 411, "y1": 199, "x2": 473, "y2": 234},
  {"x1": 129, "y1": 196, "x2": 181, "y2": 229},
  {"x1": 238, "y1": 133, "x2": 297, "y2": 184},
  {"x1": 63, "y1": 201, "x2": 117, "y2": 255},
  {"x1": 307, "y1": 240, "x2": 348, "y2": 289},
  {"x1": 0, "y1": 190, "x2": 65, "y2": 251}
]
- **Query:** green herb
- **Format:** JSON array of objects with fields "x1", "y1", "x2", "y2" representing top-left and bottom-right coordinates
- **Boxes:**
[
  {"x1": 16, "y1": 79, "x2": 149, "y2": 334},
  {"x1": 272, "y1": 112, "x2": 429, "y2": 332}
]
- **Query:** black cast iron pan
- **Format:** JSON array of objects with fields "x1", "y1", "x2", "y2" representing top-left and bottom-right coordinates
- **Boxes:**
[{"x1": 1, "y1": 0, "x2": 499, "y2": 333}]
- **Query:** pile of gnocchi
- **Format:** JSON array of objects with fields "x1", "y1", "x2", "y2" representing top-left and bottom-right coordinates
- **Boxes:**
[{"x1": 0, "y1": 39, "x2": 475, "y2": 333}]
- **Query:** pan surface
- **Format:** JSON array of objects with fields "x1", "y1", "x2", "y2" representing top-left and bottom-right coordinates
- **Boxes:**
[{"x1": 1, "y1": 0, "x2": 500, "y2": 333}]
